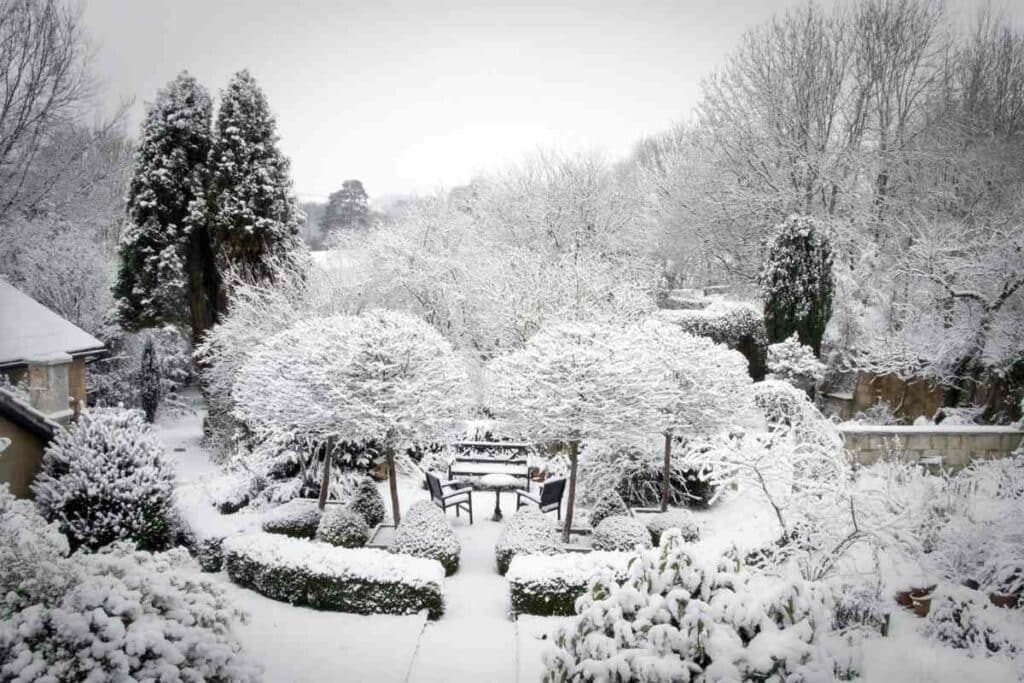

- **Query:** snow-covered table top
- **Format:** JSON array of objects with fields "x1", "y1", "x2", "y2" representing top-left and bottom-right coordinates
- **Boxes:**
[{"x1": 476, "y1": 473, "x2": 521, "y2": 490}]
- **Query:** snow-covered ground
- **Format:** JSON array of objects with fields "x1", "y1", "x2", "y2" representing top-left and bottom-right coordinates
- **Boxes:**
[{"x1": 154, "y1": 398, "x2": 1019, "y2": 683}]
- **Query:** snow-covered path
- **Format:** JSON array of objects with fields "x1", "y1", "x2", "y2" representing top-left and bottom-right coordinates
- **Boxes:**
[{"x1": 407, "y1": 510, "x2": 517, "y2": 683}]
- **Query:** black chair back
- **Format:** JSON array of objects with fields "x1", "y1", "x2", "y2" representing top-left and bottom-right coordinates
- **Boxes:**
[
  {"x1": 426, "y1": 471, "x2": 443, "y2": 501},
  {"x1": 541, "y1": 478, "x2": 566, "y2": 506}
]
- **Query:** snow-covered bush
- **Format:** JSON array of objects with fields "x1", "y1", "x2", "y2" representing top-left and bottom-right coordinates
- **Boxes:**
[
  {"x1": 923, "y1": 585, "x2": 1022, "y2": 656},
  {"x1": 643, "y1": 509, "x2": 700, "y2": 546},
  {"x1": 495, "y1": 508, "x2": 563, "y2": 575},
  {"x1": 592, "y1": 515, "x2": 652, "y2": 552},
  {"x1": 587, "y1": 488, "x2": 630, "y2": 529},
  {"x1": 316, "y1": 506, "x2": 369, "y2": 548},
  {"x1": 832, "y1": 582, "x2": 888, "y2": 636},
  {"x1": 653, "y1": 301, "x2": 767, "y2": 378},
  {"x1": 767, "y1": 333, "x2": 826, "y2": 394},
  {"x1": 223, "y1": 532, "x2": 445, "y2": 618},
  {"x1": 261, "y1": 499, "x2": 322, "y2": 538},
  {"x1": 507, "y1": 551, "x2": 632, "y2": 616},
  {"x1": 349, "y1": 477, "x2": 386, "y2": 528},
  {"x1": 0, "y1": 486, "x2": 256, "y2": 681},
  {"x1": 543, "y1": 530, "x2": 845, "y2": 681},
  {"x1": 208, "y1": 469, "x2": 260, "y2": 514},
  {"x1": 390, "y1": 500, "x2": 461, "y2": 576},
  {"x1": 32, "y1": 408, "x2": 177, "y2": 552},
  {"x1": 89, "y1": 325, "x2": 193, "y2": 414}
]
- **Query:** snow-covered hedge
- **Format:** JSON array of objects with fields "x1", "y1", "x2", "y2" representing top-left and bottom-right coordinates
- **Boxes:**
[
  {"x1": 224, "y1": 532, "x2": 446, "y2": 618},
  {"x1": 923, "y1": 585, "x2": 1022, "y2": 657},
  {"x1": 32, "y1": 408, "x2": 177, "y2": 552},
  {"x1": 587, "y1": 488, "x2": 630, "y2": 529},
  {"x1": 642, "y1": 509, "x2": 700, "y2": 546},
  {"x1": 495, "y1": 508, "x2": 563, "y2": 575},
  {"x1": 507, "y1": 551, "x2": 632, "y2": 616},
  {"x1": 349, "y1": 478, "x2": 387, "y2": 528},
  {"x1": 543, "y1": 530, "x2": 845, "y2": 680},
  {"x1": 316, "y1": 507, "x2": 369, "y2": 548},
  {"x1": 592, "y1": 515, "x2": 652, "y2": 552},
  {"x1": 654, "y1": 301, "x2": 766, "y2": 347},
  {"x1": 390, "y1": 501, "x2": 461, "y2": 576},
  {"x1": 0, "y1": 485, "x2": 256, "y2": 681},
  {"x1": 262, "y1": 499, "x2": 322, "y2": 538}
]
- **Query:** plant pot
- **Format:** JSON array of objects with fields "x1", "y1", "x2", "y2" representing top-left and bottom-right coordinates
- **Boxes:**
[
  {"x1": 894, "y1": 590, "x2": 914, "y2": 608},
  {"x1": 989, "y1": 592, "x2": 1021, "y2": 609},
  {"x1": 909, "y1": 585, "x2": 936, "y2": 618}
]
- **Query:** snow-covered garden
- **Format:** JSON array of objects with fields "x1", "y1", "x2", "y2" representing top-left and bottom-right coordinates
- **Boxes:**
[{"x1": 3, "y1": 0, "x2": 1024, "y2": 681}]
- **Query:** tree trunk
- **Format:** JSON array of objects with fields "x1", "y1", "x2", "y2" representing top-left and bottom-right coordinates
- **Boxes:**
[
  {"x1": 563, "y1": 441, "x2": 579, "y2": 544},
  {"x1": 317, "y1": 445, "x2": 332, "y2": 511},
  {"x1": 661, "y1": 431, "x2": 672, "y2": 512},
  {"x1": 386, "y1": 445, "x2": 401, "y2": 526},
  {"x1": 187, "y1": 222, "x2": 218, "y2": 346}
]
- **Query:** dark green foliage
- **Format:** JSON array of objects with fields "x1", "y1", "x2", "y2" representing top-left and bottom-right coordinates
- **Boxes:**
[
  {"x1": 208, "y1": 69, "x2": 301, "y2": 308},
  {"x1": 316, "y1": 507, "x2": 369, "y2": 548},
  {"x1": 509, "y1": 576, "x2": 586, "y2": 617},
  {"x1": 349, "y1": 478, "x2": 387, "y2": 528},
  {"x1": 495, "y1": 508, "x2": 562, "y2": 575},
  {"x1": 261, "y1": 499, "x2": 322, "y2": 538},
  {"x1": 114, "y1": 72, "x2": 215, "y2": 343},
  {"x1": 139, "y1": 334, "x2": 161, "y2": 422},
  {"x1": 617, "y1": 464, "x2": 718, "y2": 510},
  {"x1": 587, "y1": 489, "x2": 630, "y2": 529},
  {"x1": 759, "y1": 215, "x2": 834, "y2": 355},
  {"x1": 322, "y1": 179, "x2": 370, "y2": 234}
]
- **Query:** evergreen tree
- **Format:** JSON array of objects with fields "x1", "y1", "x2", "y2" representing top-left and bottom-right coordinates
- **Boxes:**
[
  {"x1": 139, "y1": 334, "x2": 161, "y2": 423},
  {"x1": 321, "y1": 179, "x2": 370, "y2": 234},
  {"x1": 759, "y1": 215, "x2": 834, "y2": 356},
  {"x1": 208, "y1": 70, "x2": 301, "y2": 313},
  {"x1": 114, "y1": 72, "x2": 215, "y2": 344}
]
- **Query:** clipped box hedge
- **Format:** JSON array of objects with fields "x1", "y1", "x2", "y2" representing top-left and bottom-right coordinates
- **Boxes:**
[
  {"x1": 507, "y1": 551, "x2": 632, "y2": 616},
  {"x1": 224, "y1": 532, "x2": 446, "y2": 619}
]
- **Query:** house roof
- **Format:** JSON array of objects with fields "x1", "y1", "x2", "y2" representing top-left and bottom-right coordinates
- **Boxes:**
[
  {"x1": 0, "y1": 387, "x2": 60, "y2": 442},
  {"x1": 0, "y1": 281, "x2": 105, "y2": 367}
]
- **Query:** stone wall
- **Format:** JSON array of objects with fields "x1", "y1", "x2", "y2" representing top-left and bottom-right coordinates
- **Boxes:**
[{"x1": 840, "y1": 425, "x2": 1023, "y2": 468}]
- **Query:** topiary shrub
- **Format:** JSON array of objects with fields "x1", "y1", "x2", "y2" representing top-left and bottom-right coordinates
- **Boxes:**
[
  {"x1": 494, "y1": 508, "x2": 563, "y2": 575},
  {"x1": 643, "y1": 509, "x2": 700, "y2": 546},
  {"x1": 349, "y1": 478, "x2": 387, "y2": 528},
  {"x1": 591, "y1": 515, "x2": 652, "y2": 552},
  {"x1": 587, "y1": 489, "x2": 630, "y2": 529},
  {"x1": 262, "y1": 499, "x2": 322, "y2": 538},
  {"x1": 316, "y1": 506, "x2": 369, "y2": 548},
  {"x1": 506, "y1": 551, "x2": 632, "y2": 616},
  {"x1": 390, "y1": 501, "x2": 460, "y2": 576},
  {"x1": 223, "y1": 532, "x2": 445, "y2": 618},
  {"x1": 32, "y1": 409, "x2": 176, "y2": 552},
  {"x1": 544, "y1": 530, "x2": 845, "y2": 680}
]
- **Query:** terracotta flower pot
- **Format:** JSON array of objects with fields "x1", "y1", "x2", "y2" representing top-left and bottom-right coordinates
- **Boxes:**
[
  {"x1": 989, "y1": 592, "x2": 1021, "y2": 609},
  {"x1": 894, "y1": 589, "x2": 914, "y2": 608},
  {"x1": 896, "y1": 585, "x2": 936, "y2": 617}
]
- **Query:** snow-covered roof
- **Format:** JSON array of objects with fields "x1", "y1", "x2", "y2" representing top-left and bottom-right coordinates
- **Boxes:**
[{"x1": 0, "y1": 281, "x2": 105, "y2": 366}]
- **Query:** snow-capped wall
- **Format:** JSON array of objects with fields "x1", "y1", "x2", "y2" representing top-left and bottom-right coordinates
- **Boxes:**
[{"x1": 840, "y1": 425, "x2": 1023, "y2": 467}]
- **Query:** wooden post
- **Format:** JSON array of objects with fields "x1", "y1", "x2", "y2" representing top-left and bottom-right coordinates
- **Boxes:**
[
  {"x1": 386, "y1": 444, "x2": 401, "y2": 526},
  {"x1": 318, "y1": 443, "x2": 332, "y2": 511},
  {"x1": 563, "y1": 440, "x2": 579, "y2": 544},
  {"x1": 661, "y1": 431, "x2": 672, "y2": 512}
]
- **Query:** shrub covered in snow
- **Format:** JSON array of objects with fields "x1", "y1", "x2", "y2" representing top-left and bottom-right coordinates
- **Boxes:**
[
  {"x1": 587, "y1": 488, "x2": 630, "y2": 529},
  {"x1": 224, "y1": 532, "x2": 445, "y2": 618},
  {"x1": 592, "y1": 515, "x2": 652, "y2": 552},
  {"x1": 767, "y1": 332, "x2": 826, "y2": 394},
  {"x1": 390, "y1": 500, "x2": 461, "y2": 575},
  {"x1": 653, "y1": 301, "x2": 767, "y2": 379},
  {"x1": 643, "y1": 509, "x2": 700, "y2": 546},
  {"x1": 495, "y1": 508, "x2": 563, "y2": 575},
  {"x1": 507, "y1": 551, "x2": 632, "y2": 616},
  {"x1": 0, "y1": 485, "x2": 256, "y2": 681},
  {"x1": 32, "y1": 408, "x2": 177, "y2": 552},
  {"x1": 923, "y1": 585, "x2": 1022, "y2": 656},
  {"x1": 262, "y1": 498, "x2": 322, "y2": 538},
  {"x1": 349, "y1": 477, "x2": 387, "y2": 528},
  {"x1": 316, "y1": 506, "x2": 369, "y2": 548},
  {"x1": 543, "y1": 530, "x2": 844, "y2": 681}
]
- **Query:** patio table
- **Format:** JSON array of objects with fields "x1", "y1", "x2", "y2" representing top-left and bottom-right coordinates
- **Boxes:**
[{"x1": 476, "y1": 473, "x2": 521, "y2": 521}]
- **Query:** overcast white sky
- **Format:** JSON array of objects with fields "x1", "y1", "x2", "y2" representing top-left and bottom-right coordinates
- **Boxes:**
[{"x1": 82, "y1": 0, "x2": 1017, "y2": 201}]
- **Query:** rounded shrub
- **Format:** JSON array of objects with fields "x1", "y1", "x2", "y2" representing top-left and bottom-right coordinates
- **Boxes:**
[
  {"x1": 262, "y1": 499, "x2": 322, "y2": 538},
  {"x1": 495, "y1": 508, "x2": 563, "y2": 575},
  {"x1": 32, "y1": 409, "x2": 176, "y2": 552},
  {"x1": 349, "y1": 478, "x2": 387, "y2": 528},
  {"x1": 644, "y1": 509, "x2": 700, "y2": 546},
  {"x1": 592, "y1": 515, "x2": 652, "y2": 552},
  {"x1": 316, "y1": 506, "x2": 370, "y2": 548},
  {"x1": 588, "y1": 489, "x2": 630, "y2": 529},
  {"x1": 390, "y1": 500, "x2": 461, "y2": 576}
]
